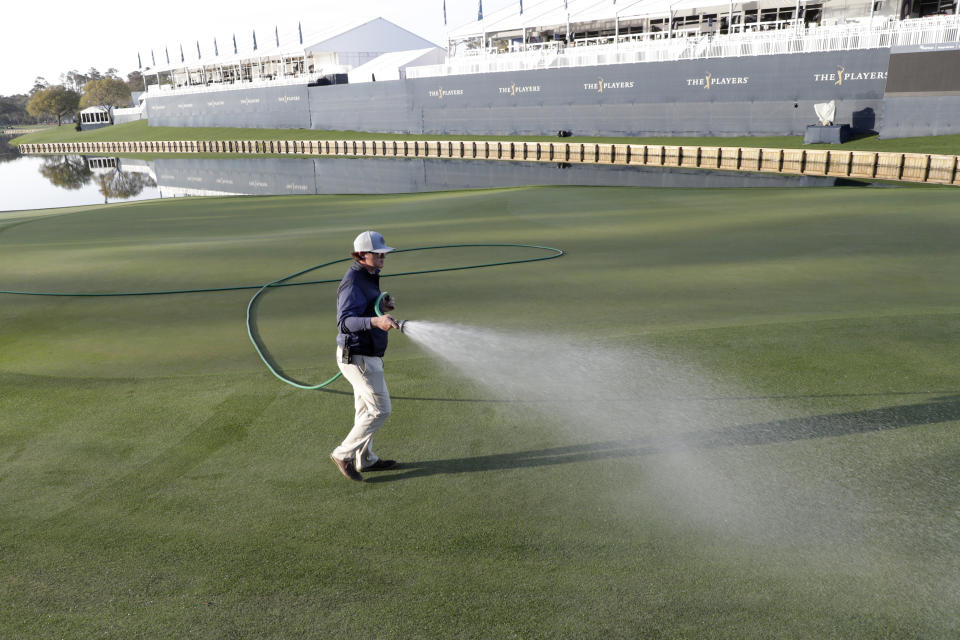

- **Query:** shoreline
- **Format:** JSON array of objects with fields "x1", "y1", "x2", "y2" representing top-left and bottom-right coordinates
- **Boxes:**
[
  {"x1": 18, "y1": 138, "x2": 960, "y2": 187},
  {"x1": 11, "y1": 120, "x2": 960, "y2": 157}
]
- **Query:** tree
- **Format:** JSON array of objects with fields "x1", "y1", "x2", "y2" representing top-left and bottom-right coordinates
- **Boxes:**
[
  {"x1": 0, "y1": 94, "x2": 31, "y2": 126},
  {"x1": 30, "y1": 77, "x2": 48, "y2": 95},
  {"x1": 60, "y1": 70, "x2": 89, "y2": 93},
  {"x1": 80, "y1": 77, "x2": 131, "y2": 112},
  {"x1": 27, "y1": 85, "x2": 81, "y2": 126},
  {"x1": 38, "y1": 156, "x2": 93, "y2": 190},
  {"x1": 126, "y1": 70, "x2": 152, "y2": 95}
]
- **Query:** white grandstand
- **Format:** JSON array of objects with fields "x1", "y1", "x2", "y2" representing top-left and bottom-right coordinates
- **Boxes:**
[
  {"x1": 143, "y1": 1, "x2": 958, "y2": 96},
  {"x1": 145, "y1": 17, "x2": 441, "y2": 95}
]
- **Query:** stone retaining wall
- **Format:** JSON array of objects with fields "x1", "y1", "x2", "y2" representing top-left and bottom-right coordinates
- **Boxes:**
[{"x1": 17, "y1": 140, "x2": 960, "y2": 186}]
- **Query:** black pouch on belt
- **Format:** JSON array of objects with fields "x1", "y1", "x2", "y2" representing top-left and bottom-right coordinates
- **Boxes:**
[{"x1": 341, "y1": 346, "x2": 351, "y2": 365}]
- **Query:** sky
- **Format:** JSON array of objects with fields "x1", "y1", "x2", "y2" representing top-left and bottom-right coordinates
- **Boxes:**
[{"x1": 1, "y1": 0, "x2": 518, "y2": 96}]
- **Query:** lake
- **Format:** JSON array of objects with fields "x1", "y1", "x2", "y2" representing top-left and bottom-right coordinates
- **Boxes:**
[{"x1": 0, "y1": 138, "x2": 879, "y2": 212}]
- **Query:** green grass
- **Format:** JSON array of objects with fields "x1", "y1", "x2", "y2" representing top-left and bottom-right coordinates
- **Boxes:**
[
  {"x1": 12, "y1": 119, "x2": 960, "y2": 155},
  {"x1": 2, "y1": 187, "x2": 960, "y2": 638}
]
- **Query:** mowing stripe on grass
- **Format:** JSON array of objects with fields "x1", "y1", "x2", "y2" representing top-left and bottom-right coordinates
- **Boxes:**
[{"x1": 0, "y1": 243, "x2": 563, "y2": 297}]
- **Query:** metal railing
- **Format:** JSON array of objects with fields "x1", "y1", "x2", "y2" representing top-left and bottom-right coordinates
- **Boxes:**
[
  {"x1": 407, "y1": 15, "x2": 960, "y2": 79},
  {"x1": 146, "y1": 73, "x2": 321, "y2": 96}
]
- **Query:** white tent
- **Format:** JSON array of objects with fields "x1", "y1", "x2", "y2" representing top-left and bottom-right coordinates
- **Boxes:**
[{"x1": 149, "y1": 17, "x2": 440, "y2": 74}]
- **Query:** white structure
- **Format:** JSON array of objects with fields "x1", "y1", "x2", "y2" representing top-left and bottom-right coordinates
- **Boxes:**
[
  {"x1": 146, "y1": 17, "x2": 441, "y2": 96},
  {"x1": 347, "y1": 47, "x2": 447, "y2": 83},
  {"x1": 113, "y1": 91, "x2": 146, "y2": 124},
  {"x1": 79, "y1": 106, "x2": 111, "y2": 130},
  {"x1": 445, "y1": 0, "x2": 918, "y2": 54},
  {"x1": 409, "y1": 11, "x2": 960, "y2": 79}
]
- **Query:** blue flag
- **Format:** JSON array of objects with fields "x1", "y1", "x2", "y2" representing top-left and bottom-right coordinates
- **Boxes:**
[
  {"x1": 299, "y1": 22, "x2": 303, "y2": 44},
  {"x1": 253, "y1": 30, "x2": 258, "y2": 51},
  {"x1": 443, "y1": 0, "x2": 447, "y2": 25},
  {"x1": 196, "y1": 41, "x2": 201, "y2": 59},
  {"x1": 165, "y1": 47, "x2": 170, "y2": 64},
  {"x1": 520, "y1": 0, "x2": 523, "y2": 14},
  {"x1": 214, "y1": 38, "x2": 219, "y2": 56},
  {"x1": 151, "y1": 50, "x2": 156, "y2": 66},
  {"x1": 233, "y1": 34, "x2": 238, "y2": 54},
  {"x1": 275, "y1": 26, "x2": 279, "y2": 47},
  {"x1": 478, "y1": 0, "x2": 483, "y2": 20},
  {"x1": 138, "y1": 52, "x2": 142, "y2": 69},
  {"x1": 180, "y1": 43, "x2": 184, "y2": 63}
]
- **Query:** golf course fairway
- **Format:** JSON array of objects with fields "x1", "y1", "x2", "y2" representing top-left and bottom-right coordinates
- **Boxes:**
[{"x1": 2, "y1": 186, "x2": 959, "y2": 639}]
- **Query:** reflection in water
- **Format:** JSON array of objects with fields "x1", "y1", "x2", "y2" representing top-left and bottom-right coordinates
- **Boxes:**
[
  {"x1": 96, "y1": 170, "x2": 156, "y2": 200},
  {"x1": 37, "y1": 155, "x2": 156, "y2": 201},
  {"x1": 5, "y1": 151, "x2": 879, "y2": 212},
  {"x1": 146, "y1": 155, "x2": 853, "y2": 198},
  {"x1": 0, "y1": 135, "x2": 20, "y2": 164},
  {"x1": 39, "y1": 156, "x2": 93, "y2": 190}
]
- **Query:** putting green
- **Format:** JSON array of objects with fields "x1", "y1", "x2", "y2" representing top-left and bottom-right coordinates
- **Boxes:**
[{"x1": 1, "y1": 186, "x2": 959, "y2": 639}]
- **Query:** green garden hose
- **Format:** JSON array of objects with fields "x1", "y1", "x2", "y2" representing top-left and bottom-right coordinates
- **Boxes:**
[
  {"x1": 246, "y1": 243, "x2": 564, "y2": 390},
  {"x1": 374, "y1": 291, "x2": 391, "y2": 317},
  {"x1": 0, "y1": 243, "x2": 565, "y2": 389}
]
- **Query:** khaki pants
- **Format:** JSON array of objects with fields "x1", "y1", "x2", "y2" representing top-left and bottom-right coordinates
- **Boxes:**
[{"x1": 332, "y1": 346, "x2": 391, "y2": 470}]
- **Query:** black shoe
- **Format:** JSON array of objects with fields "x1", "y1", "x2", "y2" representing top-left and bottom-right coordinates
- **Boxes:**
[
  {"x1": 331, "y1": 455, "x2": 363, "y2": 482},
  {"x1": 359, "y1": 459, "x2": 397, "y2": 472}
]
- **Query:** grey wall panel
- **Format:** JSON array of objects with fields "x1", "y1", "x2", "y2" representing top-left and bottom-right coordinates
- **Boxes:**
[
  {"x1": 314, "y1": 158, "x2": 428, "y2": 193},
  {"x1": 149, "y1": 84, "x2": 310, "y2": 129},
  {"x1": 418, "y1": 157, "x2": 841, "y2": 188},
  {"x1": 308, "y1": 83, "x2": 416, "y2": 132},
  {"x1": 113, "y1": 113, "x2": 142, "y2": 124},
  {"x1": 403, "y1": 48, "x2": 890, "y2": 136},
  {"x1": 406, "y1": 48, "x2": 889, "y2": 103},
  {"x1": 886, "y1": 49, "x2": 960, "y2": 93},
  {"x1": 147, "y1": 156, "x2": 845, "y2": 196},
  {"x1": 879, "y1": 44, "x2": 960, "y2": 138},
  {"x1": 154, "y1": 157, "x2": 316, "y2": 195},
  {"x1": 878, "y1": 96, "x2": 960, "y2": 138},
  {"x1": 149, "y1": 48, "x2": 892, "y2": 137}
]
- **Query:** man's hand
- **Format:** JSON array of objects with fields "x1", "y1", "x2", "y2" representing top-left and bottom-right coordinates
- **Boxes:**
[
  {"x1": 383, "y1": 295, "x2": 397, "y2": 312},
  {"x1": 371, "y1": 315, "x2": 400, "y2": 331}
]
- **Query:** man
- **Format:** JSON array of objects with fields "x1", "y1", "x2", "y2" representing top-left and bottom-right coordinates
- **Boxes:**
[{"x1": 330, "y1": 230, "x2": 401, "y2": 482}]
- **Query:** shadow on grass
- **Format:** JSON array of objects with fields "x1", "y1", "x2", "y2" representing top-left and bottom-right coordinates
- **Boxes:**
[{"x1": 364, "y1": 394, "x2": 960, "y2": 483}]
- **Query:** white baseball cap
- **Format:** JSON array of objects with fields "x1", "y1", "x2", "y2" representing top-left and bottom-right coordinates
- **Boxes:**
[{"x1": 353, "y1": 230, "x2": 395, "y2": 254}]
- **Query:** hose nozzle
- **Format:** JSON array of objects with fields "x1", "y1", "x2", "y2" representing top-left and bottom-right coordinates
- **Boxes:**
[{"x1": 397, "y1": 319, "x2": 408, "y2": 334}]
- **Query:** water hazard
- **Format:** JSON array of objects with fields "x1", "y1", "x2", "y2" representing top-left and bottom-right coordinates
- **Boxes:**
[{"x1": 1, "y1": 145, "x2": 881, "y2": 212}]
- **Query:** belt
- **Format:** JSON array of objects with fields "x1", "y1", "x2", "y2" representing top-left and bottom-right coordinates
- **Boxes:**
[{"x1": 340, "y1": 346, "x2": 381, "y2": 364}]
